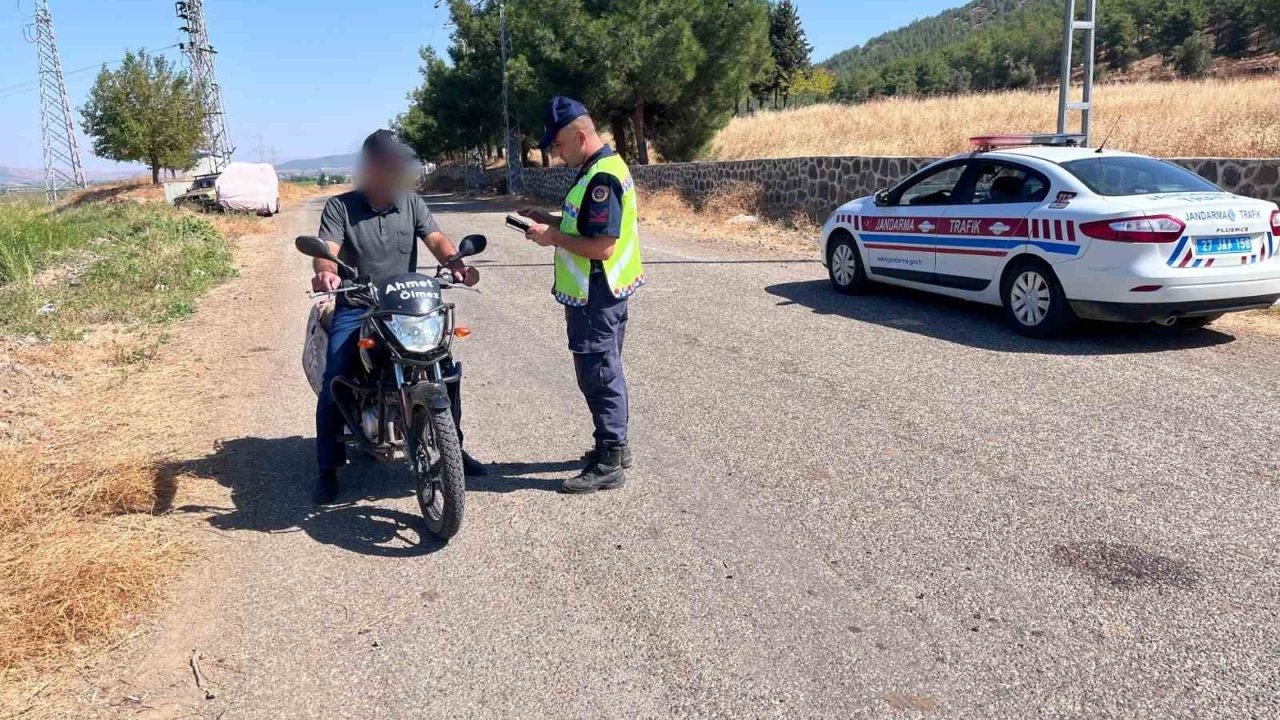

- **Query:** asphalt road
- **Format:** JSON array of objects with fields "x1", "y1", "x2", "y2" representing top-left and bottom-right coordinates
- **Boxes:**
[{"x1": 179, "y1": 194, "x2": 1279, "y2": 719}]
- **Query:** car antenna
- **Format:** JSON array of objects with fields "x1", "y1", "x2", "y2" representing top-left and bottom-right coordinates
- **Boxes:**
[{"x1": 1095, "y1": 115, "x2": 1122, "y2": 153}]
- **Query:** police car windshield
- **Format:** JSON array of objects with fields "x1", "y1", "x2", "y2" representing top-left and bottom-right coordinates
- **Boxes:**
[{"x1": 1060, "y1": 156, "x2": 1218, "y2": 196}]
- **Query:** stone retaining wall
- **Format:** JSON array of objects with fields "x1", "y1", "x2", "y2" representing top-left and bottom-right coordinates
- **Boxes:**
[{"x1": 431, "y1": 156, "x2": 1280, "y2": 219}]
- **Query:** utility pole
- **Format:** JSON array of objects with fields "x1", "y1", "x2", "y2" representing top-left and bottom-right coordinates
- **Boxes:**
[
  {"x1": 1057, "y1": 0, "x2": 1098, "y2": 145},
  {"x1": 498, "y1": 0, "x2": 521, "y2": 194},
  {"x1": 29, "y1": 0, "x2": 85, "y2": 204},
  {"x1": 176, "y1": 0, "x2": 234, "y2": 172}
]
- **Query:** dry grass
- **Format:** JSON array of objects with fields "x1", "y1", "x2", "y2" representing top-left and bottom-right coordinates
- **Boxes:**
[
  {"x1": 638, "y1": 182, "x2": 818, "y2": 253},
  {"x1": 707, "y1": 76, "x2": 1280, "y2": 161},
  {"x1": 0, "y1": 195, "x2": 268, "y2": 695},
  {"x1": 0, "y1": 453, "x2": 187, "y2": 675}
]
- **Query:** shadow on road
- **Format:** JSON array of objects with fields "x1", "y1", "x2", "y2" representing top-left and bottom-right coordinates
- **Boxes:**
[
  {"x1": 766, "y1": 279, "x2": 1236, "y2": 355},
  {"x1": 171, "y1": 435, "x2": 445, "y2": 558},
  {"x1": 467, "y1": 459, "x2": 583, "y2": 493},
  {"x1": 419, "y1": 193, "x2": 515, "y2": 215},
  {"x1": 171, "y1": 438, "x2": 593, "y2": 550}
]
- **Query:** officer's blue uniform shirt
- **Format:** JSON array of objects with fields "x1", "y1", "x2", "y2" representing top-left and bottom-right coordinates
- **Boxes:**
[{"x1": 574, "y1": 145, "x2": 625, "y2": 240}]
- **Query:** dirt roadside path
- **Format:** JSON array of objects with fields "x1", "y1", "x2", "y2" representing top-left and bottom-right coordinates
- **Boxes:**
[{"x1": 9, "y1": 198, "x2": 328, "y2": 719}]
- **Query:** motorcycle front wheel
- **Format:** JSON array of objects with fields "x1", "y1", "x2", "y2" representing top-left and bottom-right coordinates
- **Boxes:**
[{"x1": 411, "y1": 404, "x2": 465, "y2": 540}]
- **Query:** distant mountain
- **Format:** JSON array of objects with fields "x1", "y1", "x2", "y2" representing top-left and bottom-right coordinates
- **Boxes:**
[
  {"x1": 275, "y1": 153, "x2": 359, "y2": 174},
  {"x1": 0, "y1": 165, "x2": 145, "y2": 187},
  {"x1": 0, "y1": 166, "x2": 45, "y2": 187}
]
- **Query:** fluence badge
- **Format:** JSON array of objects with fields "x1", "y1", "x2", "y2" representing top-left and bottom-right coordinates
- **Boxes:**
[
  {"x1": 1050, "y1": 191, "x2": 1077, "y2": 209},
  {"x1": 591, "y1": 185, "x2": 610, "y2": 203}
]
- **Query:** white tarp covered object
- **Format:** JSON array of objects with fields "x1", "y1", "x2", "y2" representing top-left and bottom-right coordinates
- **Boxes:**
[{"x1": 215, "y1": 162, "x2": 280, "y2": 215}]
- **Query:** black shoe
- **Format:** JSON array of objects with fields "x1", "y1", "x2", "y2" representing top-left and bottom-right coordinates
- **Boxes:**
[
  {"x1": 461, "y1": 450, "x2": 488, "y2": 477},
  {"x1": 580, "y1": 444, "x2": 633, "y2": 470},
  {"x1": 562, "y1": 446, "x2": 626, "y2": 494},
  {"x1": 312, "y1": 469, "x2": 340, "y2": 505}
]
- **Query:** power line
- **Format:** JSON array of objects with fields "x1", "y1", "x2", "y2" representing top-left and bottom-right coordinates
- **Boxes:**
[{"x1": 0, "y1": 44, "x2": 180, "y2": 99}]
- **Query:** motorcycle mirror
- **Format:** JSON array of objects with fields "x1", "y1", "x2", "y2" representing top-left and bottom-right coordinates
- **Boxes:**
[
  {"x1": 457, "y1": 234, "x2": 488, "y2": 258},
  {"x1": 295, "y1": 235, "x2": 335, "y2": 260},
  {"x1": 296, "y1": 235, "x2": 357, "y2": 279}
]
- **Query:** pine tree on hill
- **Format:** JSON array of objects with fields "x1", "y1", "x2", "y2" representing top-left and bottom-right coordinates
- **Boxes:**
[{"x1": 768, "y1": 0, "x2": 812, "y2": 108}]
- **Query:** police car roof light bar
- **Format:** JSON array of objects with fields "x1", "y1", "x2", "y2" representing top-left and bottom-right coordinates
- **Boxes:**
[{"x1": 969, "y1": 133, "x2": 1088, "y2": 151}]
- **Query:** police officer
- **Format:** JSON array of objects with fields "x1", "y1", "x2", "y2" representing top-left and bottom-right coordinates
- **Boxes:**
[
  {"x1": 520, "y1": 97, "x2": 644, "y2": 494},
  {"x1": 311, "y1": 129, "x2": 486, "y2": 505}
]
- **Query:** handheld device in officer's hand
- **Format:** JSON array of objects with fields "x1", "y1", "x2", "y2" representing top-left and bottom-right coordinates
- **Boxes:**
[{"x1": 505, "y1": 214, "x2": 531, "y2": 233}]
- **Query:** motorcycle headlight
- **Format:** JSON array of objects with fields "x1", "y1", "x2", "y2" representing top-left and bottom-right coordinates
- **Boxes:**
[{"x1": 385, "y1": 313, "x2": 445, "y2": 353}]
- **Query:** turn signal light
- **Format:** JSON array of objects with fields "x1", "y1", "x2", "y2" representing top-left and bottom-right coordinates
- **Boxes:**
[
  {"x1": 1080, "y1": 215, "x2": 1185, "y2": 243},
  {"x1": 454, "y1": 326, "x2": 472, "y2": 338},
  {"x1": 357, "y1": 337, "x2": 376, "y2": 349}
]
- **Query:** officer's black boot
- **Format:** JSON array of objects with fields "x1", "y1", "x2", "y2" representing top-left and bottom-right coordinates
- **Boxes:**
[
  {"x1": 311, "y1": 468, "x2": 340, "y2": 505},
  {"x1": 562, "y1": 445, "x2": 626, "y2": 494},
  {"x1": 461, "y1": 449, "x2": 488, "y2": 477},
  {"x1": 579, "y1": 444, "x2": 633, "y2": 469}
]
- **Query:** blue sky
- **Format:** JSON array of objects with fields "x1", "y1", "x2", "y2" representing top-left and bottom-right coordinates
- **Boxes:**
[{"x1": 0, "y1": 0, "x2": 961, "y2": 171}]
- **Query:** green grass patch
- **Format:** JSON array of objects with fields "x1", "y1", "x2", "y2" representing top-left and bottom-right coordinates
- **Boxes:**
[{"x1": 0, "y1": 201, "x2": 237, "y2": 339}]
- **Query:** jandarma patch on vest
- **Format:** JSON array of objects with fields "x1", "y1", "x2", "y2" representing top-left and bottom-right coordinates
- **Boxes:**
[{"x1": 591, "y1": 185, "x2": 610, "y2": 203}]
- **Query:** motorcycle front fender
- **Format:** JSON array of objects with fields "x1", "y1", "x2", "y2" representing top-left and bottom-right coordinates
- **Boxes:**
[{"x1": 408, "y1": 381, "x2": 452, "y2": 413}]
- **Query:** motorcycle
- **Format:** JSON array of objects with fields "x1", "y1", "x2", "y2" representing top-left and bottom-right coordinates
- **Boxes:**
[{"x1": 294, "y1": 233, "x2": 487, "y2": 540}]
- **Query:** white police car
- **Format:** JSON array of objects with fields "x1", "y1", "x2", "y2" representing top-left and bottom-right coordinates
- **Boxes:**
[{"x1": 820, "y1": 134, "x2": 1280, "y2": 337}]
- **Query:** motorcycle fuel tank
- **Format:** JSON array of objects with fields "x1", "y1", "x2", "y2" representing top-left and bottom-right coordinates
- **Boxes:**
[{"x1": 377, "y1": 272, "x2": 443, "y2": 314}]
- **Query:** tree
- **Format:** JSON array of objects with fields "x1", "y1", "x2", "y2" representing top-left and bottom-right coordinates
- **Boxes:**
[
  {"x1": 792, "y1": 67, "x2": 836, "y2": 102},
  {"x1": 1100, "y1": 11, "x2": 1142, "y2": 70},
  {"x1": 317, "y1": 171, "x2": 329, "y2": 187},
  {"x1": 767, "y1": 0, "x2": 812, "y2": 108},
  {"x1": 80, "y1": 50, "x2": 206, "y2": 185},
  {"x1": 1157, "y1": 0, "x2": 1208, "y2": 52}
]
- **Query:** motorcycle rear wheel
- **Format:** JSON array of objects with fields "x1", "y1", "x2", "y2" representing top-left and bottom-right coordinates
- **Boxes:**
[{"x1": 412, "y1": 405, "x2": 465, "y2": 540}]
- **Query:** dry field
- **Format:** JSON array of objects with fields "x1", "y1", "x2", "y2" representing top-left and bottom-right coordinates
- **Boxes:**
[
  {"x1": 637, "y1": 183, "x2": 817, "y2": 255},
  {"x1": 707, "y1": 76, "x2": 1280, "y2": 161}
]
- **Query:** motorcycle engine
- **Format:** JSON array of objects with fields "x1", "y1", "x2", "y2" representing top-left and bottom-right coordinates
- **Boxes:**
[{"x1": 361, "y1": 407, "x2": 379, "y2": 442}]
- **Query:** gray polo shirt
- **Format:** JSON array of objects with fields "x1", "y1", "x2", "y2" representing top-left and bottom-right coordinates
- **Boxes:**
[{"x1": 317, "y1": 190, "x2": 442, "y2": 284}]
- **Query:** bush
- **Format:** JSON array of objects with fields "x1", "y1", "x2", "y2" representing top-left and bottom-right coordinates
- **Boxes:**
[{"x1": 1175, "y1": 32, "x2": 1214, "y2": 77}]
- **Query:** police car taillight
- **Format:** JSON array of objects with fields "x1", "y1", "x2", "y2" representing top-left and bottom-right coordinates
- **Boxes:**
[
  {"x1": 1079, "y1": 215, "x2": 1186, "y2": 243},
  {"x1": 1271, "y1": 209, "x2": 1280, "y2": 235}
]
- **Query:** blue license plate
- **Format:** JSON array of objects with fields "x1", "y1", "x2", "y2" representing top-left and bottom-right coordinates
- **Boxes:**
[{"x1": 1196, "y1": 236, "x2": 1253, "y2": 255}]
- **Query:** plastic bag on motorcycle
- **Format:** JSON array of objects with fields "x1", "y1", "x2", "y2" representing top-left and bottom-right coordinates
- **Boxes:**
[{"x1": 302, "y1": 299, "x2": 334, "y2": 396}]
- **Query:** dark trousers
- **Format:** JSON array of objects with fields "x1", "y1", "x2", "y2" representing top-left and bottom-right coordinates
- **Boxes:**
[
  {"x1": 565, "y1": 272, "x2": 630, "y2": 448},
  {"x1": 315, "y1": 304, "x2": 464, "y2": 470}
]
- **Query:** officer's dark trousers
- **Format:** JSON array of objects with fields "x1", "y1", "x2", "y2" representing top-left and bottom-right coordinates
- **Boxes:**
[
  {"x1": 316, "y1": 304, "x2": 465, "y2": 471},
  {"x1": 565, "y1": 271, "x2": 629, "y2": 448}
]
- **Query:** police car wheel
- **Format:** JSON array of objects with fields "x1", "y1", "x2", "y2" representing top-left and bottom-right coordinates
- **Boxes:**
[
  {"x1": 1000, "y1": 258, "x2": 1074, "y2": 338},
  {"x1": 827, "y1": 233, "x2": 869, "y2": 295}
]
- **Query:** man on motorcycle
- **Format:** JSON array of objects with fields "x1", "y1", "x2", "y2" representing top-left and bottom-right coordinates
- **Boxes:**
[{"x1": 310, "y1": 129, "x2": 484, "y2": 504}]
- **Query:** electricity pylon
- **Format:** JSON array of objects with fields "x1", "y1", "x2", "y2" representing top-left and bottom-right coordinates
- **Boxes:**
[
  {"x1": 176, "y1": 0, "x2": 234, "y2": 171},
  {"x1": 29, "y1": 0, "x2": 86, "y2": 203}
]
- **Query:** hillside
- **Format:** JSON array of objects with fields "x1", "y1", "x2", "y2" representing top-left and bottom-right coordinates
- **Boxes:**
[
  {"x1": 706, "y1": 75, "x2": 1280, "y2": 161},
  {"x1": 275, "y1": 153, "x2": 358, "y2": 174},
  {"x1": 819, "y1": 0, "x2": 1280, "y2": 99}
]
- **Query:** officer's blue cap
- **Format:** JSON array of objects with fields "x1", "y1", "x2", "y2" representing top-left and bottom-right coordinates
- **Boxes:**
[{"x1": 539, "y1": 96, "x2": 589, "y2": 150}]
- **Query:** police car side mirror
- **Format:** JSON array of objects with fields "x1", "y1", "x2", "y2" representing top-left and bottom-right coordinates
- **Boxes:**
[{"x1": 874, "y1": 189, "x2": 893, "y2": 207}]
